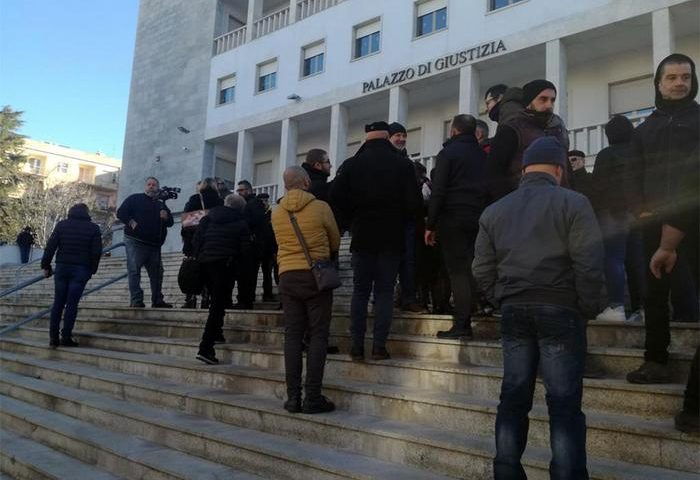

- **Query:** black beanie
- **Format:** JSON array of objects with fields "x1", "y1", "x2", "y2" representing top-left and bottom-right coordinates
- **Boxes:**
[
  {"x1": 654, "y1": 53, "x2": 698, "y2": 109},
  {"x1": 604, "y1": 115, "x2": 634, "y2": 145},
  {"x1": 522, "y1": 80, "x2": 557, "y2": 107},
  {"x1": 522, "y1": 136, "x2": 566, "y2": 168},
  {"x1": 388, "y1": 122, "x2": 407, "y2": 136},
  {"x1": 365, "y1": 121, "x2": 390, "y2": 133}
]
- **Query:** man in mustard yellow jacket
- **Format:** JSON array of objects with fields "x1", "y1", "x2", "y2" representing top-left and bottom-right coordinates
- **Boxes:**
[{"x1": 272, "y1": 166, "x2": 340, "y2": 414}]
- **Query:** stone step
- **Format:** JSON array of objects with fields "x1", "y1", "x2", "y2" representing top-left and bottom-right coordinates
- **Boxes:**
[
  {"x1": 0, "y1": 428, "x2": 121, "y2": 480},
  {"x1": 0, "y1": 372, "x2": 453, "y2": 480},
  {"x1": 1, "y1": 348, "x2": 697, "y2": 475},
  {"x1": 0, "y1": 394, "x2": 263, "y2": 480}
]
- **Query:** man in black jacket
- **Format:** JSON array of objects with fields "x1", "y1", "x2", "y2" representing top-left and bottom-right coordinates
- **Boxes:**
[
  {"x1": 425, "y1": 114, "x2": 487, "y2": 338},
  {"x1": 117, "y1": 177, "x2": 174, "y2": 308},
  {"x1": 473, "y1": 136, "x2": 604, "y2": 480},
  {"x1": 193, "y1": 193, "x2": 251, "y2": 364},
  {"x1": 41, "y1": 203, "x2": 102, "y2": 348},
  {"x1": 331, "y1": 121, "x2": 420, "y2": 361},
  {"x1": 301, "y1": 149, "x2": 332, "y2": 202},
  {"x1": 235, "y1": 180, "x2": 267, "y2": 309},
  {"x1": 16, "y1": 227, "x2": 34, "y2": 264},
  {"x1": 627, "y1": 53, "x2": 699, "y2": 384}
]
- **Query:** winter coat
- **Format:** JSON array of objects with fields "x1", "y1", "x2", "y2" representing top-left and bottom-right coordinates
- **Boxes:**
[
  {"x1": 271, "y1": 189, "x2": 340, "y2": 275},
  {"x1": 16, "y1": 231, "x2": 34, "y2": 247},
  {"x1": 330, "y1": 138, "x2": 420, "y2": 253},
  {"x1": 180, "y1": 189, "x2": 224, "y2": 256},
  {"x1": 426, "y1": 133, "x2": 487, "y2": 230},
  {"x1": 590, "y1": 143, "x2": 635, "y2": 213},
  {"x1": 192, "y1": 205, "x2": 251, "y2": 264},
  {"x1": 117, "y1": 193, "x2": 174, "y2": 246},
  {"x1": 301, "y1": 163, "x2": 332, "y2": 203},
  {"x1": 473, "y1": 172, "x2": 605, "y2": 318},
  {"x1": 41, "y1": 205, "x2": 102, "y2": 274}
]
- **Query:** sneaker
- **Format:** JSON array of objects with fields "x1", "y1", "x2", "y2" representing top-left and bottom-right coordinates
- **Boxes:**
[
  {"x1": 626, "y1": 309, "x2": 645, "y2": 323},
  {"x1": 284, "y1": 396, "x2": 302, "y2": 413},
  {"x1": 214, "y1": 333, "x2": 226, "y2": 344},
  {"x1": 49, "y1": 339, "x2": 59, "y2": 349},
  {"x1": 130, "y1": 301, "x2": 145, "y2": 308},
  {"x1": 436, "y1": 325, "x2": 473, "y2": 340},
  {"x1": 60, "y1": 338, "x2": 79, "y2": 347},
  {"x1": 350, "y1": 346, "x2": 365, "y2": 362},
  {"x1": 152, "y1": 301, "x2": 173, "y2": 308},
  {"x1": 196, "y1": 351, "x2": 219, "y2": 365},
  {"x1": 302, "y1": 395, "x2": 335, "y2": 414},
  {"x1": 400, "y1": 303, "x2": 429, "y2": 314},
  {"x1": 371, "y1": 347, "x2": 391, "y2": 361},
  {"x1": 675, "y1": 409, "x2": 700, "y2": 435},
  {"x1": 596, "y1": 306, "x2": 626, "y2": 322},
  {"x1": 626, "y1": 361, "x2": 671, "y2": 384}
]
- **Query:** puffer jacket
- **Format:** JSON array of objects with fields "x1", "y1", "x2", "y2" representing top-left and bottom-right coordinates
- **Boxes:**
[
  {"x1": 41, "y1": 204, "x2": 102, "y2": 274},
  {"x1": 271, "y1": 189, "x2": 340, "y2": 275},
  {"x1": 192, "y1": 206, "x2": 251, "y2": 264}
]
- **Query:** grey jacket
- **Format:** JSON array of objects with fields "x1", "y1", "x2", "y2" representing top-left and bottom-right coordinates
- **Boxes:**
[{"x1": 472, "y1": 172, "x2": 605, "y2": 317}]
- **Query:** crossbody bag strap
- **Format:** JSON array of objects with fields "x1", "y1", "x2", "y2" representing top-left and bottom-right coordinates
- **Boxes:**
[
  {"x1": 287, "y1": 211, "x2": 314, "y2": 268},
  {"x1": 199, "y1": 192, "x2": 205, "y2": 209}
]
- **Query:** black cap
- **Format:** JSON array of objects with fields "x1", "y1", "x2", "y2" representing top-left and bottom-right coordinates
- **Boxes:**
[
  {"x1": 388, "y1": 122, "x2": 407, "y2": 136},
  {"x1": 365, "y1": 121, "x2": 390, "y2": 133},
  {"x1": 522, "y1": 79, "x2": 557, "y2": 106}
]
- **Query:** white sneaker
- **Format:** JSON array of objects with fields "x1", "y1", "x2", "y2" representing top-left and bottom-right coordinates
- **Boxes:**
[
  {"x1": 596, "y1": 306, "x2": 626, "y2": 322},
  {"x1": 626, "y1": 309, "x2": 645, "y2": 323}
]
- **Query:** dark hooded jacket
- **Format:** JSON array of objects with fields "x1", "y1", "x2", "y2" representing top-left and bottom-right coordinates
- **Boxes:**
[
  {"x1": 629, "y1": 53, "x2": 699, "y2": 235},
  {"x1": 41, "y1": 204, "x2": 102, "y2": 274},
  {"x1": 181, "y1": 188, "x2": 224, "y2": 256},
  {"x1": 590, "y1": 116, "x2": 635, "y2": 213},
  {"x1": 192, "y1": 205, "x2": 252, "y2": 264},
  {"x1": 301, "y1": 162, "x2": 332, "y2": 203}
]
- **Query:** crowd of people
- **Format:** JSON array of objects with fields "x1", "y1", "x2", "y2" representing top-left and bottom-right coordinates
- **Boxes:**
[{"x1": 39, "y1": 53, "x2": 698, "y2": 479}]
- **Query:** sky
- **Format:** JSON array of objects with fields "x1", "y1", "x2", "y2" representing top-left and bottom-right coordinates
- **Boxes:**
[{"x1": 0, "y1": 0, "x2": 140, "y2": 160}]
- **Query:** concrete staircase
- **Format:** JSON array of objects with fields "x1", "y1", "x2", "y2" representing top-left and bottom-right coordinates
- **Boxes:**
[{"x1": 1, "y1": 237, "x2": 698, "y2": 479}]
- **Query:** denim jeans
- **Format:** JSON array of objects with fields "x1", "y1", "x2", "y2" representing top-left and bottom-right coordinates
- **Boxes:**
[
  {"x1": 597, "y1": 210, "x2": 631, "y2": 307},
  {"x1": 398, "y1": 222, "x2": 418, "y2": 306},
  {"x1": 124, "y1": 236, "x2": 164, "y2": 305},
  {"x1": 50, "y1": 263, "x2": 92, "y2": 340},
  {"x1": 494, "y1": 304, "x2": 589, "y2": 480},
  {"x1": 350, "y1": 251, "x2": 400, "y2": 350}
]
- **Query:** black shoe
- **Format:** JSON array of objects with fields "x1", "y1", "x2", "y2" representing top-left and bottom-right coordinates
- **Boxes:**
[
  {"x1": 49, "y1": 339, "x2": 59, "y2": 349},
  {"x1": 302, "y1": 395, "x2": 335, "y2": 414},
  {"x1": 152, "y1": 301, "x2": 173, "y2": 308},
  {"x1": 181, "y1": 299, "x2": 197, "y2": 309},
  {"x1": 214, "y1": 334, "x2": 226, "y2": 344},
  {"x1": 60, "y1": 338, "x2": 79, "y2": 347},
  {"x1": 196, "y1": 351, "x2": 219, "y2": 365},
  {"x1": 284, "y1": 396, "x2": 302, "y2": 413},
  {"x1": 327, "y1": 345, "x2": 340, "y2": 354},
  {"x1": 371, "y1": 347, "x2": 391, "y2": 361},
  {"x1": 675, "y1": 409, "x2": 700, "y2": 435},
  {"x1": 436, "y1": 326, "x2": 473, "y2": 339},
  {"x1": 350, "y1": 346, "x2": 364, "y2": 362},
  {"x1": 130, "y1": 301, "x2": 145, "y2": 308}
]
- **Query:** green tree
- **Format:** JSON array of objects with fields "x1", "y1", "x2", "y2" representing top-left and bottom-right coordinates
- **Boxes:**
[{"x1": 0, "y1": 105, "x2": 27, "y2": 198}]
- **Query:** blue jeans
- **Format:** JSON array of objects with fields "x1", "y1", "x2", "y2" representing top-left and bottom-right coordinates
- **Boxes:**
[
  {"x1": 350, "y1": 251, "x2": 400, "y2": 350},
  {"x1": 494, "y1": 304, "x2": 588, "y2": 480},
  {"x1": 124, "y1": 236, "x2": 164, "y2": 305},
  {"x1": 597, "y1": 211, "x2": 631, "y2": 307},
  {"x1": 50, "y1": 264, "x2": 92, "y2": 340},
  {"x1": 398, "y1": 222, "x2": 417, "y2": 306}
]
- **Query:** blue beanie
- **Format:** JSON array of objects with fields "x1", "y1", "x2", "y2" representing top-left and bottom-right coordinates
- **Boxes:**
[{"x1": 522, "y1": 136, "x2": 566, "y2": 168}]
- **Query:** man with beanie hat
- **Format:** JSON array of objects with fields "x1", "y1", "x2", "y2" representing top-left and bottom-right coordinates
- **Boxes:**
[
  {"x1": 487, "y1": 79, "x2": 571, "y2": 201},
  {"x1": 474, "y1": 136, "x2": 604, "y2": 480},
  {"x1": 626, "y1": 53, "x2": 699, "y2": 384},
  {"x1": 331, "y1": 121, "x2": 421, "y2": 361}
]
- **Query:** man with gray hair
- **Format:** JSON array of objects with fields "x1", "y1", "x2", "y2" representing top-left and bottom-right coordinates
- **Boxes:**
[
  {"x1": 193, "y1": 193, "x2": 251, "y2": 365},
  {"x1": 272, "y1": 166, "x2": 340, "y2": 414}
]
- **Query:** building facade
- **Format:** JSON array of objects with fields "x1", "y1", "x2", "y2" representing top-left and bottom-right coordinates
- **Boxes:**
[{"x1": 121, "y1": 0, "x2": 699, "y2": 224}]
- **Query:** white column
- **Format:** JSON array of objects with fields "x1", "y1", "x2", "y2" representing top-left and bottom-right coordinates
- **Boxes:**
[
  {"x1": 458, "y1": 64, "x2": 480, "y2": 116},
  {"x1": 245, "y1": 0, "x2": 263, "y2": 42},
  {"x1": 235, "y1": 130, "x2": 254, "y2": 184},
  {"x1": 546, "y1": 39, "x2": 568, "y2": 125},
  {"x1": 288, "y1": 0, "x2": 298, "y2": 24},
  {"x1": 277, "y1": 118, "x2": 299, "y2": 191},
  {"x1": 652, "y1": 8, "x2": 675, "y2": 69},
  {"x1": 328, "y1": 103, "x2": 348, "y2": 179},
  {"x1": 388, "y1": 86, "x2": 408, "y2": 124}
]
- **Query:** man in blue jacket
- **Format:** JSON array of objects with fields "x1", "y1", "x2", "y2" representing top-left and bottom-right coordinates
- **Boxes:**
[
  {"x1": 117, "y1": 176, "x2": 174, "y2": 308},
  {"x1": 473, "y1": 136, "x2": 604, "y2": 480}
]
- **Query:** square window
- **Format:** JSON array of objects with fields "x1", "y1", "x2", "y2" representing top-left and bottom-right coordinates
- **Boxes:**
[
  {"x1": 218, "y1": 75, "x2": 236, "y2": 105},
  {"x1": 353, "y1": 20, "x2": 381, "y2": 59},
  {"x1": 257, "y1": 60, "x2": 278, "y2": 93},
  {"x1": 416, "y1": 1, "x2": 447, "y2": 37},
  {"x1": 57, "y1": 162, "x2": 69, "y2": 174},
  {"x1": 28, "y1": 158, "x2": 42, "y2": 174},
  {"x1": 489, "y1": 0, "x2": 524, "y2": 12},
  {"x1": 302, "y1": 42, "x2": 325, "y2": 78}
]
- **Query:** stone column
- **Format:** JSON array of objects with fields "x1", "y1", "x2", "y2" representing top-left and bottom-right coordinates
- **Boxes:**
[
  {"x1": 277, "y1": 118, "x2": 298, "y2": 191},
  {"x1": 235, "y1": 130, "x2": 254, "y2": 184},
  {"x1": 245, "y1": 0, "x2": 263, "y2": 42},
  {"x1": 546, "y1": 39, "x2": 568, "y2": 125},
  {"x1": 288, "y1": 0, "x2": 298, "y2": 24},
  {"x1": 388, "y1": 86, "x2": 408, "y2": 124},
  {"x1": 652, "y1": 8, "x2": 675, "y2": 69},
  {"x1": 458, "y1": 65, "x2": 480, "y2": 116},
  {"x1": 328, "y1": 103, "x2": 348, "y2": 179}
]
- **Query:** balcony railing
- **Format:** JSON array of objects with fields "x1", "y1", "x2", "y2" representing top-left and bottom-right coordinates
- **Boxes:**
[
  {"x1": 568, "y1": 113, "x2": 648, "y2": 160},
  {"x1": 297, "y1": 0, "x2": 344, "y2": 21},
  {"x1": 253, "y1": 6, "x2": 290, "y2": 39},
  {"x1": 253, "y1": 183, "x2": 279, "y2": 201},
  {"x1": 214, "y1": 25, "x2": 247, "y2": 55}
]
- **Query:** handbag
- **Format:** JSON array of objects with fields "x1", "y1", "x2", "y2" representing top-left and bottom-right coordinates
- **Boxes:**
[
  {"x1": 288, "y1": 210, "x2": 341, "y2": 291},
  {"x1": 181, "y1": 193, "x2": 208, "y2": 228},
  {"x1": 178, "y1": 256, "x2": 203, "y2": 295}
]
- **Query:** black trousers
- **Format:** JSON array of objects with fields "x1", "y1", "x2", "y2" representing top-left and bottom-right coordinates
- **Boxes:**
[
  {"x1": 685, "y1": 346, "x2": 700, "y2": 413},
  {"x1": 279, "y1": 270, "x2": 333, "y2": 400},
  {"x1": 438, "y1": 217, "x2": 478, "y2": 327},
  {"x1": 236, "y1": 256, "x2": 259, "y2": 306},
  {"x1": 261, "y1": 252, "x2": 276, "y2": 297},
  {"x1": 199, "y1": 260, "x2": 235, "y2": 354}
]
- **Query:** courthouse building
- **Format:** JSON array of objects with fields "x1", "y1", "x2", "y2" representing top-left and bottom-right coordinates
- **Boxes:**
[{"x1": 120, "y1": 0, "x2": 699, "y2": 239}]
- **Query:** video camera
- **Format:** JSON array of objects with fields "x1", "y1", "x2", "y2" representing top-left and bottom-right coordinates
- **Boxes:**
[{"x1": 157, "y1": 186, "x2": 181, "y2": 204}]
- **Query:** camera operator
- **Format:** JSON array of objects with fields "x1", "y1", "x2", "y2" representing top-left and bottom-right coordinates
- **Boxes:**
[{"x1": 117, "y1": 176, "x2": 174, "y2": 308}]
